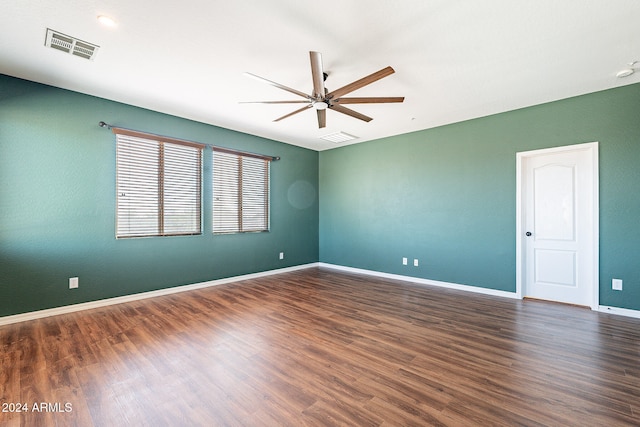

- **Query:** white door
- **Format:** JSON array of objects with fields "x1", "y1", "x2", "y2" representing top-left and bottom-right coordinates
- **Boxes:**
[{"x1": 517, "y1": 143, "x2": 598, "y2": 308}]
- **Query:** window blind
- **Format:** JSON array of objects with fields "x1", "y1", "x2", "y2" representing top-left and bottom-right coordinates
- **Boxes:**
[
  {"x1": 213, "y1": 150, "x2": 270, "y2": 233},
  {"x1": 116, "y1": 133, "x2": 203, "y2": 238}
]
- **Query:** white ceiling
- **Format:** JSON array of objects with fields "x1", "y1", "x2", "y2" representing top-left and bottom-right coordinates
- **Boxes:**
[{"x1": 2, "y1": 1, "x2": 639, "y2": 151}]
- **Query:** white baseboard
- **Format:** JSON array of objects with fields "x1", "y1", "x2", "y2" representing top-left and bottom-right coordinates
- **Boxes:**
[
  {"x1": 319, "y1": 264, "x2": 640, "y2": 319},
  {"x1": 0, "y1": 263, "x2": 319, "y2": 326},
  {"x1": 598, "y1": 305, "x2": 640, "y2": 319},
  {"x1": 5, "y1": 262, "x2": 638, "y2": 326},
  {"x1": 318, "y1": 263, "x2": 520, "y2": 299}
]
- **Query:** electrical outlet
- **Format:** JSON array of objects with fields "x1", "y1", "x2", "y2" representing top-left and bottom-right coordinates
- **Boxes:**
[
  {"x1": 414, "y1": 259, "x2": 419, "y2": 267},
  {"x1": 402, "y1": 257, "x2": 408, "y2": 265},
  {"x1": 279, "y1": 252, "x2": 284, "y2": 260},
  {"x1": 612, "y1": 279, "x2": 623, "y2": 291},
  {"x1": 69, "y1": 277, "x2": 79, "y2": 289}
]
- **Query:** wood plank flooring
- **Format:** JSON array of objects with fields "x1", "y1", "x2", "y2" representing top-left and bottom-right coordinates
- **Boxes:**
[{"x1": 1, "y1": 267, "x2": 639, "y2": 426}]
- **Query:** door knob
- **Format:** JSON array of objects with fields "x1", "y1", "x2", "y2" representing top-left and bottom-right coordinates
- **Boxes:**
[{"x1": 525, "y1": 231, "x2": 532, "y2": 236}]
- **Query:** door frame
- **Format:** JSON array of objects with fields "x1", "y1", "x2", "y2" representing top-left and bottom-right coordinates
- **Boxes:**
[{"x1": 515, "y1": 142, "x2": 599, "y2": 309}]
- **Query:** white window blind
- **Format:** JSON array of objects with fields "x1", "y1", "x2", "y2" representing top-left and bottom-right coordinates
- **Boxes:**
[
  {"x1": 213, "y1": 150, "x2": 270, "y2": 233},
  {"x1": 115, "y1": 131, "x2": 203, "y2": 238}
]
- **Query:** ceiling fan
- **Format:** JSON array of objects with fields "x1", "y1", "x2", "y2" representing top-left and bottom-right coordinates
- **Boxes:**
[{"x1": 243, "y1": 51, "x2": 404, "y2": 128}]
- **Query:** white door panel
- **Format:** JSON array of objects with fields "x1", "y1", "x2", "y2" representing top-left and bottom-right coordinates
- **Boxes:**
[
  {"x1": 533, "y1": 164, "x2": 575, "y2": 241},
  {"x1": 534, "y1": 249, "x2": 576, "y2": 287},
  {"x1": 518, "y1": 143, "x2": 598, "y2": 308}
]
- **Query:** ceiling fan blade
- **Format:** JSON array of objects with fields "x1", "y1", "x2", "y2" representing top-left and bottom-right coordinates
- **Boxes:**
[
  {"x1": 329, "y1": 104, "x2": 373, "y2": 122},
  {"x1": 310, "y1": 51, "x2": 325, "y2": 99},
  {"x1": 244, "y1": 72, "x2": 310, "y2": 100},
  {"x1": 273, "y1": 105, "x2": 312, "y2": 122},
  {"x1": 333, "y1": 96, "x2": 404, "y2": 104},
  {"x1": 317, "y1": 109, "x2": 326, "y2": 128},
  {"x1": 240, "y1": 100, "x2": 310, "y2": 104},
  {"x1": 326, "y1": 66, "x2": 395, "y2": 99}
]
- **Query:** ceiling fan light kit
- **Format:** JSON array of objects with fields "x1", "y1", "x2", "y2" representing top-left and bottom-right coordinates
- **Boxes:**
[
  {"x1": 313, "y1": 101, "x2": 328, "y2": 110},
  {"x1": 243, "y1": 51, "x2": 404, "y2": 128}
]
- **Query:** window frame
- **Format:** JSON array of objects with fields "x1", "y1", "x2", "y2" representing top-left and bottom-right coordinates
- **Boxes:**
[
  {"x1": 114, "y1": 128, "x2": 204, "y2": 239},
  {"x1": 212, "y1": 148, "x2": 271, "y2": 234}
]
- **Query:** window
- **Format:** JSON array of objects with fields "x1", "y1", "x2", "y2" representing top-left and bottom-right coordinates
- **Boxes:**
[
  {"x1": 213, "y1": 149, "x2": 270, "y2": 233},
  {"x1": 115, "y1": 130, "x2": 203, "y2": 238}
]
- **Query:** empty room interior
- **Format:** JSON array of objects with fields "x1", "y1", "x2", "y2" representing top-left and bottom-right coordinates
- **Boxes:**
[{"x1": 1, "y1": 1, "x2": 640, "y2": 425}]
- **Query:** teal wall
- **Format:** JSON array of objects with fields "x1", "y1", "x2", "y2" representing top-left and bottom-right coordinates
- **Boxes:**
[
  {"x1": 0, "y1": 75, "x2": 319, "y2": 317},
  {"x1": 320, "y1": 83, "x2": 640, "y2": 311},
  {"x1": 2, "y1": 73, "x2": 639, "y2": 317}
]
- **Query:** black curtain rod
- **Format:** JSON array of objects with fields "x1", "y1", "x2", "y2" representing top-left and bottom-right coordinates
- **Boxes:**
[{"x1": 98, "y1": 121, "x2": 280, "y2": 161}]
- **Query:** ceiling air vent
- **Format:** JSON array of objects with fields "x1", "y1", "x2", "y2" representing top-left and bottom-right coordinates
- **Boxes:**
[
  {"x1": 45, "y1": 28, "x2": 99, "y2": 61},
  {"x1": 320, "y1": 132, "x2": 358, "y2": 144}
]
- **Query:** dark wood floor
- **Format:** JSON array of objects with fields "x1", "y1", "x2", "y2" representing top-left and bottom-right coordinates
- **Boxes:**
[{"x1": 1, "y1": 267, "x2": 639, "y2": 426}]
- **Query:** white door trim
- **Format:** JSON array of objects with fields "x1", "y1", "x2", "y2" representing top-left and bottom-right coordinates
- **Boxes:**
[{"x1": 516, "y1": 142, "x2": 599, "y2": 309}]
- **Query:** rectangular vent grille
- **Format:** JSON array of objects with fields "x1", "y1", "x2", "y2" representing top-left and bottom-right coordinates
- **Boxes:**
[
  {"x1": 45, "y1": 28, "x2": 99, "y2": 60},
  {"x1": 320, "y1": 132, "x2": 358, "y2": 143}
]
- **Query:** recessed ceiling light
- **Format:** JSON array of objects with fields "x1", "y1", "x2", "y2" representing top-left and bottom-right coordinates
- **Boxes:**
[
  {"x1": 616, "y1": 61, "x2": 637, "y2": 78},
  {"x1": 616, "y1": 69, "x2": 635, "y2": 78},
  {"x1": 97, "y1": 15, "x2": 117, "y2": 27}
]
